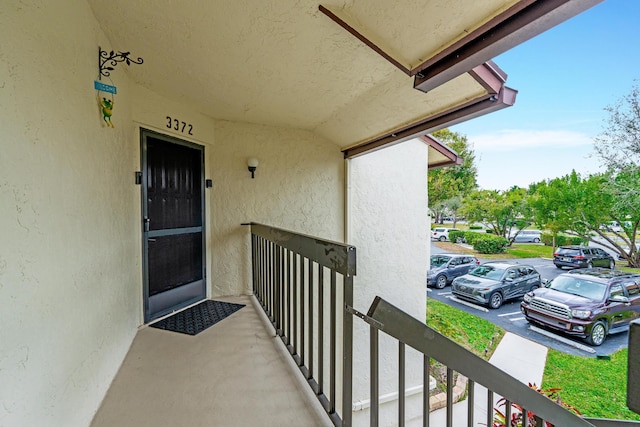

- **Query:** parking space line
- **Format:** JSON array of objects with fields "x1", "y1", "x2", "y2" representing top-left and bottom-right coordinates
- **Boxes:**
[
  {"x1": 529, "y1": 325, "x2": 596, "y2": 354},
  {"x1": 498, "y1": 311, "x2": 521, "y2": 317},
  {"x1": 447, "y1": 296, "x2": 489, "y2": 312},
  {"x1": 509, "y1": 316, "x2": 525, "y2": 322}
]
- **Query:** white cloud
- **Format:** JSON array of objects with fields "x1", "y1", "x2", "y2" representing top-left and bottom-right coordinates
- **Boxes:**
[{"x1": 467, "y1": 129, "x2": 593, "y2": 151}]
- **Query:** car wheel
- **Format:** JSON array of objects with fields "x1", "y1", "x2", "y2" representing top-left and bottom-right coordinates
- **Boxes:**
[
  {"x1": 435, "y1": 275, "x2": 447, "y2": 289},
  {"x1": 608, "y1": 260, "x2": 615, "y2": 269},
  {"x1": 586, "y1": 261, "x2": 594, "y2": 269},
  {"x1": 488, "y1": 292, "x2": 503, "y2": 309},
  {"x1": 533, "y1": 238, "x2": 540, "y2": 243},
  {"x1": 529, "y1": 284, "x2": 540, "y2": 292},
  {"x1": 439, "y1": 236, "x2": 446, "y2": 242},
  {"x1": 555, "y1": 264, "x2": 563, "y2": 269},
  {"x1": 587, "y1": 321, "x2": 607, "y2": 346}
]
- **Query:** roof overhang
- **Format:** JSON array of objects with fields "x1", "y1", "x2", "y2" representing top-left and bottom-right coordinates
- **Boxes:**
[
  {"x1": 86, "y1": 0, "x2": 601, "y2": 155},
  {"x1": 423, "y1": 135, "x2": 464, "y2": 170},
  {"x1": 343, "y1": 61, "x2": 517, "y2": 159}
]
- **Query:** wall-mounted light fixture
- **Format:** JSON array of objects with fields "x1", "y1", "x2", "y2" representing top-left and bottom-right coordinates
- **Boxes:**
[{"x1": 247, "y1": 158, "x2": 259, "y2": 179}]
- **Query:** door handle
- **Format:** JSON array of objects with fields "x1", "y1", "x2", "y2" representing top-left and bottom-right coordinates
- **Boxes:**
[{"x1": 144, "y1": 217, "x2": 150, "y2": 232}]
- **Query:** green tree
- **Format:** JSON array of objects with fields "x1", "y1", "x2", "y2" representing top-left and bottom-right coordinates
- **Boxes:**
[
  {"x1": 529, "y1": 171, "x2": 640, "y2": 266},
  {"x1": 593, "y1": 84, "x2": 640, "y2": 172},
  {"x1": 591, "y1": 84, "x2": 640, "y2": 266},
  {"x1": 460, "y1": 187, "x2": 531, "y2": 244},
  {"x1": 428, "y1": 129, "x2": 478, "y2": 223}
]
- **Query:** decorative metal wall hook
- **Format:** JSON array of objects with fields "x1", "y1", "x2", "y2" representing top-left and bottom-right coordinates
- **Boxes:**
[{"x1": 98, "y1": 46, "x2": 144, "y2": 80}]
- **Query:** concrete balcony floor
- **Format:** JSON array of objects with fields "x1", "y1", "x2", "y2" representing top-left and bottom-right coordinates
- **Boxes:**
[{"x1": 91, "y1": 295, "x2": 332, "y2": 427}]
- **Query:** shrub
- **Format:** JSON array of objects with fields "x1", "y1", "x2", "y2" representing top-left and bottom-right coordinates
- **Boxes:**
[
  {"x1": 466, "y1": 233, "x2": 508, "y2": 254},
  {"x1": 469, "y1": 224, "x2": 483, "y2": 230},
  {"x1": 463, "y1": 231, "x2": 484, "y2": 246},
  {"x1": 449, "y1": 230, "x2": 466, "y2": 243},
  {"x1": 493, "y1": 383, "x2": 581, "y2": 427},
  {"x1": 540, "y1": 233, "x2": 587, "y2": 246}
]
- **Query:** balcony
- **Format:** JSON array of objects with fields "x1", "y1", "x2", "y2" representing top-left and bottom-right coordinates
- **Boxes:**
[
  {"x1": 92, "y1": 224, "x2": 639, "y2": 427},
  {"x1": 91, "y1": 294, "x2": 332, "y2": 426}
]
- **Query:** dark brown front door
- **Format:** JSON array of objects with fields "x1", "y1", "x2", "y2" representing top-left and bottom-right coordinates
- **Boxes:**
[{"x1": 141, "y1": 129, "x2": 206, "y2": 322}]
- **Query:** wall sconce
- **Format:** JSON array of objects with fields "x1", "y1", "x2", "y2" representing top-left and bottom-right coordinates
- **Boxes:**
[{"x1": 247, "y1": 158, "x2": 259, "y2": 179}]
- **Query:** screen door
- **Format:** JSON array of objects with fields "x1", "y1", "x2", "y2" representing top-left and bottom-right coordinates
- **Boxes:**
[{"x1": 141, "y1": 129, "x2": 206, "y2": 322}]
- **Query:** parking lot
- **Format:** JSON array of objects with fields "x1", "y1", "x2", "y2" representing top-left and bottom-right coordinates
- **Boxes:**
[{"x1": 429, "y1": 244, "x2": 630, "y2": 357}]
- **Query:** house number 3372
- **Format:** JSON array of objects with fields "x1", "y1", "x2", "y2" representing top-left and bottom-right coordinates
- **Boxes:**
[{"x1": 166, "y1": 116, "x2": 193, "y2": 135}]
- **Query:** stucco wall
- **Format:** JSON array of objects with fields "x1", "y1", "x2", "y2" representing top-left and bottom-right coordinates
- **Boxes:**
[
  {"x1": 209, "y1": 121, "x2": 345, "y2": 296},
  {"x1": 348, "y1": 140, "x2": 429, "y2": 426},
  {"x1": 0, "y1": 3, "x2": 347, "y2": 424},
  {"x1": 0, "y1": 2, "x2": 140, "y2": 426},
  {"x1": 130, "y1": 84, "x2": 346, "y2": 297}
]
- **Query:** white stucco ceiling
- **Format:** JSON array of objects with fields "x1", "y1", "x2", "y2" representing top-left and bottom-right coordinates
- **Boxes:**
[{"x1": 87, "y1": 0, "x2": 599, "y2": 153}]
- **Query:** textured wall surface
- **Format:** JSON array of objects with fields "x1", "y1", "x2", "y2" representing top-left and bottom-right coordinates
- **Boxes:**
[
  {"x1": 1, "y1": 1, "x2": 430, "y2": 425},
  {"x1": 130, "y1": 83, "x2": 346, "y2": 298},
  {"x1": 0, "y1": 3, "x2": 347, "y2": 424},
  {"x1": 348, "y1": 140, "x2": 429, "y2": 425},
  {"x1": 0, "y1": 1, "x2": 140, "y2": 425},
  {"x1": 210, "y1": 121, "x2": 345, "y2": 296}
]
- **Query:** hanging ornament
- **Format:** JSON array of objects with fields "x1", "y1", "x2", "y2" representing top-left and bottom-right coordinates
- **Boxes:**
[
  {"x1": 95, "y1": 78, "x2": 117, "y2": 128},
  {"x1": 94, "y1": 47, "x2": 143, "y2": 128}
]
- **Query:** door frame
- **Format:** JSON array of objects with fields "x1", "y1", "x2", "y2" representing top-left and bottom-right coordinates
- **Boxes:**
[{"x1": 140, "y1": 128, "x2": 207, "y2": 323}]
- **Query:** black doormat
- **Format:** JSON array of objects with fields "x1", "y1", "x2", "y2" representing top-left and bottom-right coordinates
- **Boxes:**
[{"x1": 149, "y1": 300, "x2": 245, "y2": 335}]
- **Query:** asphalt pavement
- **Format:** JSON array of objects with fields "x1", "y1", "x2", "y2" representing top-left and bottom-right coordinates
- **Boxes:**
[{"x1": 429, "y1": 242, "x2": 630, "y2": 357}]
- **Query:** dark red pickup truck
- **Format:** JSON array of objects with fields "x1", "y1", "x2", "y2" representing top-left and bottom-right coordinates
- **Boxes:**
[{"x1": 520, "y1": 268, "x2": 640, "y2": 346}]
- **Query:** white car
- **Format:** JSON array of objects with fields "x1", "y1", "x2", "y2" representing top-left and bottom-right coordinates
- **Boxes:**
[{"x1": 431, "y1": 227, "x2": 459, "y2": 242}]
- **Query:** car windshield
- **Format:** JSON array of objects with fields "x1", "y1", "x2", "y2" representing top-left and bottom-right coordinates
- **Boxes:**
[
  {"x1": 469, "y1": 265, "x2": 505, "y2": 280},
  {"x1": 557, "y1": 248, "x2": 580, "y2": 256},
  {"x1": 547, "y1": 276, "x2": 606, "y2": 301},
  {"x1": 430, "y1": 255, "x2": 451, "y2": 268}
]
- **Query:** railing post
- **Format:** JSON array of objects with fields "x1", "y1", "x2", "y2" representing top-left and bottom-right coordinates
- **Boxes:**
[
  {"x1": 370, "y1": 320, "x2": 378, "y2": 427},
  {"x1": 467, "y1": 379, "x2": 474, "y2": 427},
  {"x1": 446, "y1": 368, "x2": 453, "y2": 427},
  {"x1": 275, "y1": 244, "x2": 281, "y2": 334},
  {"x1": 399, "y1": 342, "x2": 405, "y2": 427},
  {"x1": 424, "y1": 355, "x2": 430, "y2": 427},
  {"x1": 629, "y1": 319, "x2": 640, "y2": 413},
  {"x1": 343, "y1": 273, "x2": 354, "y2": 427},
  {"x1": 251, "y1": 234, "x2": 257, "y2": 294}
]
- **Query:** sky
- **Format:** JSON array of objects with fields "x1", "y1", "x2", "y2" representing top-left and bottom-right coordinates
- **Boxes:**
[{"x1": 449, "y1": 0, "x2": 640, "y2": 191}]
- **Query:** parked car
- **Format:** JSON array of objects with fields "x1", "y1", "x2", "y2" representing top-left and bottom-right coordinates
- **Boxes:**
[
  {"x1": 451, "y1": 262, "x2": 543, "y2": 309},
  {"x1": 600, "y1": 221, "x2": 623, "y2": 232},
  {"x1": 427, "y1": 254, "x2": 480, "y2": 289},
  {"x1": 431, "y1": 227, "x2": 460, "y2": 242},
  {"x1": 521, "y1": 268, "x2": 640, "y2": 346},
  {"x1": 512, "y1": 230, "x2": 542, "y2": 243},
  {"x1": 553, "y1": 245, "x2": 615, "y2": 269}
]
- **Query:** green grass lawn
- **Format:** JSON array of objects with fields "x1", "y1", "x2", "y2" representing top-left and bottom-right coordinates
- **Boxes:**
[
  {"x1": 426, "y1": 298, "x2": 640, "y2": 420},
  {"x1": 426, "y1": 299, "x2": 503, "y2": 359},
  {"x1": 544, "y1": 349, "x2": 640, "y2": 421},
  {"x1": 506, "y1": 243, "x2": 554, "y2": 258}
]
